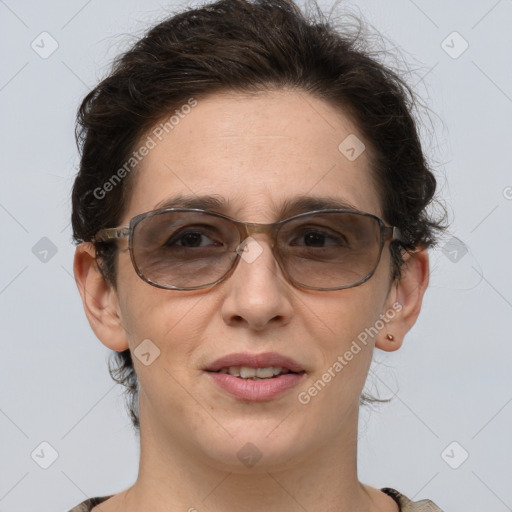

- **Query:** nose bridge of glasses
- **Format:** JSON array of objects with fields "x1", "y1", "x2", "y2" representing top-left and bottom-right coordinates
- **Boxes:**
[
  {"x1": 235, "y1": 219, "x2": 278, "y2": 245},
  {"x1": 231, "y1": 219, "x2": 291, "y2": 292}
]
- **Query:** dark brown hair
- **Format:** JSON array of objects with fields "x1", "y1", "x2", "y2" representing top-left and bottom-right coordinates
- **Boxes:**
[{"x1": 72, "y1": 0, "x2": 446, "y2": 432}]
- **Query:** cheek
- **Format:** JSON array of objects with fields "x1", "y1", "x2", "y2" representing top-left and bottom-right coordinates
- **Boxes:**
[
  {"x1": 316, "y1": 297, "x2": 378, "y2": 385},
  {"x1": 316, "y1": 246, "x2": 393, "y2": 335},
  {"x1": 115, "y1": 253, "x2": 205, "y2": 354},
  {"x1": 299, "y1": 271, "x2": 392, "y2": 409},
  {"x1": 121, "y1": 289, "x2": 209, "y2": 352},
  {"x1": 117, "y1": 287, "x2": 213, "y2": 420},
  {"x1": 315, "y1": 280, "x2": 389, "y2": 350}
]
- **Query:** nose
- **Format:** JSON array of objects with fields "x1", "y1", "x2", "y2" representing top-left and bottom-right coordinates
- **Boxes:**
[{"x1": 220, "y1": 236, "x2": 294, "y2": 331}]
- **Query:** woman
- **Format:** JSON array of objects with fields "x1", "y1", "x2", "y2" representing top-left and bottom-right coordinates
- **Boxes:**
[{"x1": 70, "y1": 0, "x2": 445, "y2": 510}]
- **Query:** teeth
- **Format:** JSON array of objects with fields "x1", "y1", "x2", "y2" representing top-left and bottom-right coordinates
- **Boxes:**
[
  {"x1": 219, "y1": 366, "x2": 290, "y2": 379},
  {"x1": 240, "y1": 367, "x2": 257, "y2": 378},
  {"x1": 256, "y1": 367, "x2": 276, "y2": 378},
  {"x1": 228, "y1": 366, "x2": 240, "y2": 377}
]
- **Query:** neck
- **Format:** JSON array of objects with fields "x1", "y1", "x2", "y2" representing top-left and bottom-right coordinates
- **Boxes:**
[{"x1": 119, "y1": 397, "x2": 385, "y2": 512}]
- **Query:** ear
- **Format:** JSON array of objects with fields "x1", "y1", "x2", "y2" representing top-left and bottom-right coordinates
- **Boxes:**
[
  {"x1": 375, "y1": 247, "x2": 430, "y2": 352},
  {"x1": 73, "y1": 242, "x2": 129, "y2": 351}
]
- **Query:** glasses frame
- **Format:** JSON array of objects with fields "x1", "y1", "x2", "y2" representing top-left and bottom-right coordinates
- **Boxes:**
[{"x1": 93, "y1": 207, "x2": 402, "y2": 291}]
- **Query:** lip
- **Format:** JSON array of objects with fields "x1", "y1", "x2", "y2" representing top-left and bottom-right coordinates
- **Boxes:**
[
  {"x1": 204, "y1": 352, "x2": 306, "y2": 402},
  {"x1": 204, "y1": 352, "x2": 305, "y2": 373}
]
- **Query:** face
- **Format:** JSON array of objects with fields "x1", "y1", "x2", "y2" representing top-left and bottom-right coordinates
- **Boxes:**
[{"x1": 110, "y1": 89, "x2": 398, "y2": 471}]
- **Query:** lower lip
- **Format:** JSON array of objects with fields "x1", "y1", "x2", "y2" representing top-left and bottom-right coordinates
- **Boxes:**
[{"x1": 207, "y1": 372, "x2": 305, "y2": 401}]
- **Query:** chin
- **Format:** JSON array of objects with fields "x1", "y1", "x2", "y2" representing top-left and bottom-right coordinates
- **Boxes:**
[{"x1": 195, "y1": 420, "x2": 311, "y2": 473}]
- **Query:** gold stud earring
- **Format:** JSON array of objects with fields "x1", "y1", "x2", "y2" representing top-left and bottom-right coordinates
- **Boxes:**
[{"x1": 386, "y1": 334, "x2": 395, "y2": 341}]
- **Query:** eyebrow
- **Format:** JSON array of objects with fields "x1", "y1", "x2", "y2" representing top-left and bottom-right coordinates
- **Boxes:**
[{"x1": 153, "y1": 194, "x2": 361, "y2": 219}]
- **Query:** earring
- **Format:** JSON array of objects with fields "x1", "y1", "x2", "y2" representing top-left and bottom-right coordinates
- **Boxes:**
[{"x1": 386, "y1": 334, "x2": 395, "y2": 341}]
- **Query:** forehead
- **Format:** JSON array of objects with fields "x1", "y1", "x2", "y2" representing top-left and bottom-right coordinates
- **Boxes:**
[{"x1": 123, "y1": 89, "x2": 381, "y2": 223}]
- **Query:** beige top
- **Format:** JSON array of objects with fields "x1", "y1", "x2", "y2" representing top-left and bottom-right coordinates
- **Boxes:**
[{"x1": 68, "y1": 488, "x2": 443, "y2": 511}]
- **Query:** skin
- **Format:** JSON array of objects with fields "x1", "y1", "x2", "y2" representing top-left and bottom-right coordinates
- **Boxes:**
[{"x1": 74, "y1": 89, "x2": 429, "y2": 512}]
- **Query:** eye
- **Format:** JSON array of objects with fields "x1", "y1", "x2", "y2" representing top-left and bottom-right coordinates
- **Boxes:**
[
  {"x1": 165, "y1": 227, "x2": 221, "y2": 248},
  {"x1": 290, "y1": 227, "x2": 349, "y2": 248}
]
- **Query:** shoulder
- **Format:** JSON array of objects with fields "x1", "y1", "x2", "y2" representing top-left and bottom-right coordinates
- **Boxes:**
[
  {"x1": 67, "y1": 495, "x2": 113, "y2": 512},
  {"x1": 67, "y1": 489, "x2": 443, "y2": 512},
  {"x1": 381, "y1": 488, "x2": 444, "y2": 511}
]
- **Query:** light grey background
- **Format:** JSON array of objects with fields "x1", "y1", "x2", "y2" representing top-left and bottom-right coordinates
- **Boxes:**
[{"x1": 1, "y1": 1, "x2": 511, "y2": 511}]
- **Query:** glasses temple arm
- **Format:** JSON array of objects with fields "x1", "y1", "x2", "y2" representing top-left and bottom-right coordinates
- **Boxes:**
[
  {"x1": 93, "y1": 227, "x2": 130, "y2": 242},
  {"x1": 384, "y1": 225, "x2": 403, "y2": 243}
]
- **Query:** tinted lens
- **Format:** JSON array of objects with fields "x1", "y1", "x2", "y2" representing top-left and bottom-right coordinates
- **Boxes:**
[
  {"x1": 132, "y1": 211, "x2": 239, "y2": 289},
  {"x1": 277, "y1": 212, "x2": 382, "y2": 289},
  {"x1": 130, "y1": 210, "x2": 384, "y2": 290}
]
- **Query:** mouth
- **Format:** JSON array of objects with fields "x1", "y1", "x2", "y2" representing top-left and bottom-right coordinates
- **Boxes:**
[
  {"x1": 213, "y1": 365, "x2": 302, "y2": 380},
  {"x1": 204, "y1": 352, "x2": 306, "y2": 401}
]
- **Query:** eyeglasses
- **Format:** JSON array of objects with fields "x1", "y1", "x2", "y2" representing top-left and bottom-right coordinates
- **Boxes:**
[{"x1": 93, "y1": 208, "x2": 401, "y2": 291}]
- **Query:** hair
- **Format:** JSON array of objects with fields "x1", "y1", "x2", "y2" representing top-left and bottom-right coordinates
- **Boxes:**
[{"x1": 71, "y1": 0, "x2": 447, "y2": 432}]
